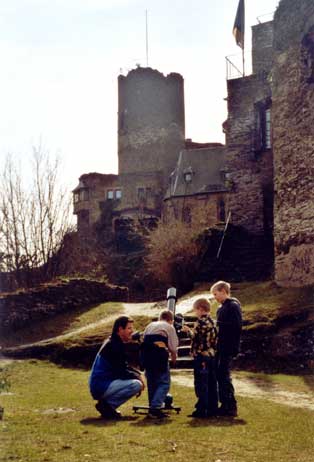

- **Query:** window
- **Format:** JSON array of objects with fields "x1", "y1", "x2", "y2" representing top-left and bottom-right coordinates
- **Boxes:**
[
  {"x1": 107, "y1": 190, "x2": 114, "y2": 199},
  {"x1": 137, "y1": 187, "x2": 153, "y2": 201},
  {"x1": 80, "y1": 189, "x2": 89, "y2": 201},
  {"x1": 184, "y1": 172, "x2": 192, "y2": 183},
  {"x1": 265, "y1": 108, "x2": 271, "y2": 149},
  {"x1": 73, "y1": 188, "x2": 89, "y2": 203},
  {"x1": 137, "y1": 188, "x2": 145, "y2": 200},
  {"x1": 301, "y1": 26, "x2": 314, "y2": 84},
  {"x1": 115, "y1": 189, "x2": 122, "y2": 199},
  {"x1": 183, "y1": 167, "x2": 193, "y2": 183},
  {"x1": 254, "y1": 99, "x2": 272, "y2": 152}
]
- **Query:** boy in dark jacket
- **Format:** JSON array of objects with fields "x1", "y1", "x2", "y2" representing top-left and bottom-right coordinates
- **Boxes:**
[
  {"x1": 210, "y1": 281, "x2": 242, "y2": 417},
  {"x1": 89, "y1": 316, "x2": 144, "y2": 419}
]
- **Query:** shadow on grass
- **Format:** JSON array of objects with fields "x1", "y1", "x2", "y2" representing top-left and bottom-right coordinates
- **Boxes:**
[
  {"x1": 244, "y1": 374, "x2": 277, "y2": 392},
  {"x1": 129, "y1": 416, "x2": 173, "y2": 426},
  {"x1": 187, "y1": 417, "x2": 247, "y2": 427},
  {"x1": 80, "y1": 415, "x2": 140, "y2": 426},
  {"x1": 303, "y1": 374, "x2": 314, "y2": 392}
]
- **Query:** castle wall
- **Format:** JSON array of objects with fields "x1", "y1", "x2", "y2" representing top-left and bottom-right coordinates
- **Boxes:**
[
  {"x1": 116, "y1": 172, "x2": 163, "y2": 217},
  {"x1": 118, "y1": 67, "x2": 185, "y2": 184},
  {"x1": 272, "y1": 0, "x2": 314, "y2": 286},
  {"x1": 252, "y1": 21, "x2": 274, "y2": 74},
  {"x1": 225, "y1": 74, "x2": 273, "y2": 235},
  {"x1": 163, "y1": 193, "x2": 230, "y2": 227}
]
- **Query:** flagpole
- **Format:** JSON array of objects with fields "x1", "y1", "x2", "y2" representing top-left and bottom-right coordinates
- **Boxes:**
[
  {"x1": 242, "y1": 46, "x2": 245, "y2": 76},
  {"x1": 145, "y1": 10, "x2": 149, "y2": 67}
]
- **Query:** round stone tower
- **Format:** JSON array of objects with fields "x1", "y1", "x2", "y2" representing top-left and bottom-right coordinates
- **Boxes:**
[{"x1": 117, "y1": 67, "x2": 185, "y2": 183}]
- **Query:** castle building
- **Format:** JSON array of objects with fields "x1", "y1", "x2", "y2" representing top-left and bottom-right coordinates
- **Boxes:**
[
  {"x1": 73, "y1": 66, "x2": 227, "y2": 231},
  {"x1": 73, "y1": 0, "x2": 314, "y2": 288}
]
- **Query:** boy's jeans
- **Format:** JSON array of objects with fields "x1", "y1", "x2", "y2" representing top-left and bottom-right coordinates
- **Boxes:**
[
  {"x1": 145, "y1": 367, "x2": 170, "y2": 409},
  {"x1": 102, "y1": 379, "x2": 142, "y2": 409},
  {"x1": 216, "y1": 354, "x2": 237, "y2": 410},
  {"x1": 193, "y1": 355, "x2": 218, "y2": 415}
]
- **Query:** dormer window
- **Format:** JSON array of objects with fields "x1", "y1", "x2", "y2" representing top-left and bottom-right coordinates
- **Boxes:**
[{"x1": 183, "y1": 167, "x2": 194, "y2": 183}]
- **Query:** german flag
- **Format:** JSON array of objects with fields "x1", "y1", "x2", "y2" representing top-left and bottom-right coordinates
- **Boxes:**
[{"x1": 233, "y1": 0, "x2": 245, "y2": 49}]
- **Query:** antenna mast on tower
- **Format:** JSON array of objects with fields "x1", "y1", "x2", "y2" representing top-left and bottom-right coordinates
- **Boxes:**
[{"x1": 145, "y1": 9, "x2": 149, "y2": 67}]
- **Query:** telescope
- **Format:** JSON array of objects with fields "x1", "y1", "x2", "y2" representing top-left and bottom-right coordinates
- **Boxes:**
[{"x1": 167, "y1": 287, "x2": 184, "y2": 335}]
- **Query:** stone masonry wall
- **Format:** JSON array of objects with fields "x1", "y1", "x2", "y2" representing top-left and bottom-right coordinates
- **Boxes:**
[
  {"x1": 118, "y1": 67, "x2": 185, "y2": 184},
  {"x1": 272, "y1": 0, "x2": 314, "y2": 286},
  {"x1": 163, "y1": 193, "x2": 230, "y2": 226},
  {"x1": 225, "y1": 74, "x2": 273, "y2": 235},
  {"x1": 117, "y1": 172, "x2": 163, "y2": 217},
  {"x1": 252, "y1": 21, "x2": 274, "y2": 75}
]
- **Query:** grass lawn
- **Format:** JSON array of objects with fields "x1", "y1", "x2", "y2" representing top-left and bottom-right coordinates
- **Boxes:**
[{"x1": 1, "y1": 360, "x2": 314, "y2": 462}]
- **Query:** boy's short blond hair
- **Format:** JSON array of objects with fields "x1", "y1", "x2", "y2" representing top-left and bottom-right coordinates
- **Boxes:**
[
  {"x1": 159, "y1": 310, "x2": 174, "y2": 322},
  {"x1": 193, "y1": 298, "x2": 211, "y2": 313},
  {"x1": 210, "y1": 280, "x2": 231, "y2": 294}
]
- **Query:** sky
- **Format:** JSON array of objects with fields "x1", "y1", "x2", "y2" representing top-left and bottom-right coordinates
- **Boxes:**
[{"x1": 0, "y1": 0, "x2": 280, "y2": 191}]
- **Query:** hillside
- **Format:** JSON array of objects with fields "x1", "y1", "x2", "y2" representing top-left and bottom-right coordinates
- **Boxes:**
[{"x1": 1, "y1": 280, "x2": 313, "y2": 374}]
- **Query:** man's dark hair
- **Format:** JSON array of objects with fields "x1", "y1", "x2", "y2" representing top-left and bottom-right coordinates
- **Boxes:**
[
  {"x1": 159, "y1": 310, "x2": 174, "y2": 322},
  {"x1": 112, "y1": 316, "x2": 134, "y2": 336}
]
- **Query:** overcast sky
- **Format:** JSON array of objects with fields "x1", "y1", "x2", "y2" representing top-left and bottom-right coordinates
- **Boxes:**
[{"x1": 0, "y1": 0, "x2": 279, "y2": 190}]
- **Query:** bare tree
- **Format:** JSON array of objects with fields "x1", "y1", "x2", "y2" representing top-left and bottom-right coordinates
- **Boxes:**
[{"x1": 0, "y1": 146, "x2": 73, "y2": 288}]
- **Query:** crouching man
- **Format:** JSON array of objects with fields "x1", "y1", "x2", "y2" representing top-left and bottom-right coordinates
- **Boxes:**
[
  {"x1": 89, "y1": 316, "x2": 145, "y2": 419},
  {"x1": 142, "y1": 310, "x2": 178, "y2": 419}
]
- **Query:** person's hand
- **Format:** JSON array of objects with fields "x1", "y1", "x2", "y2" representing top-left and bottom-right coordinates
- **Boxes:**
[
  {"x1": 182, "y1": 325, "x2": 191, "y2": 333},
  {"x1": 137, "y1": 375, "x2": 145, "y2": 395}
]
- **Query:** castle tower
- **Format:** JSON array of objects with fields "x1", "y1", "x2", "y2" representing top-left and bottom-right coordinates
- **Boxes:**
[{"x1": 117, "y1": 67, "x2": 185, "y2": 184}]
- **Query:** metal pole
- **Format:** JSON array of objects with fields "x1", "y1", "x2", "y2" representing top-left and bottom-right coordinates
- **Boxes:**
[
  {"x1": 216, "y1": 211, "x2": 231, "y2": 259},
  {"x1": 145, "y1": 10, "x2": 149, "y2": 67}
]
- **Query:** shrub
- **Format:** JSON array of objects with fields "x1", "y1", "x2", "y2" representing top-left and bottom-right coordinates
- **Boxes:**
[{"x1": 145, "y1": 214, "x2": 207, "y2": 291}]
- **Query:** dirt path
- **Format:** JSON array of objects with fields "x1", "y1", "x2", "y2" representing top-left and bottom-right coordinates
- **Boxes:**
[
  {"x1": 171, "y1": 371, "x2": 314, "y2": 412},
  {"x1": 122, "y1": 292, "x2": 212, "y2": 318}
]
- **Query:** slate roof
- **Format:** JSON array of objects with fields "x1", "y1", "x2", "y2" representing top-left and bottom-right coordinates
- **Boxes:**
[{"x1": 164, "y1": 146, "x2": 227, "y2": 199}]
